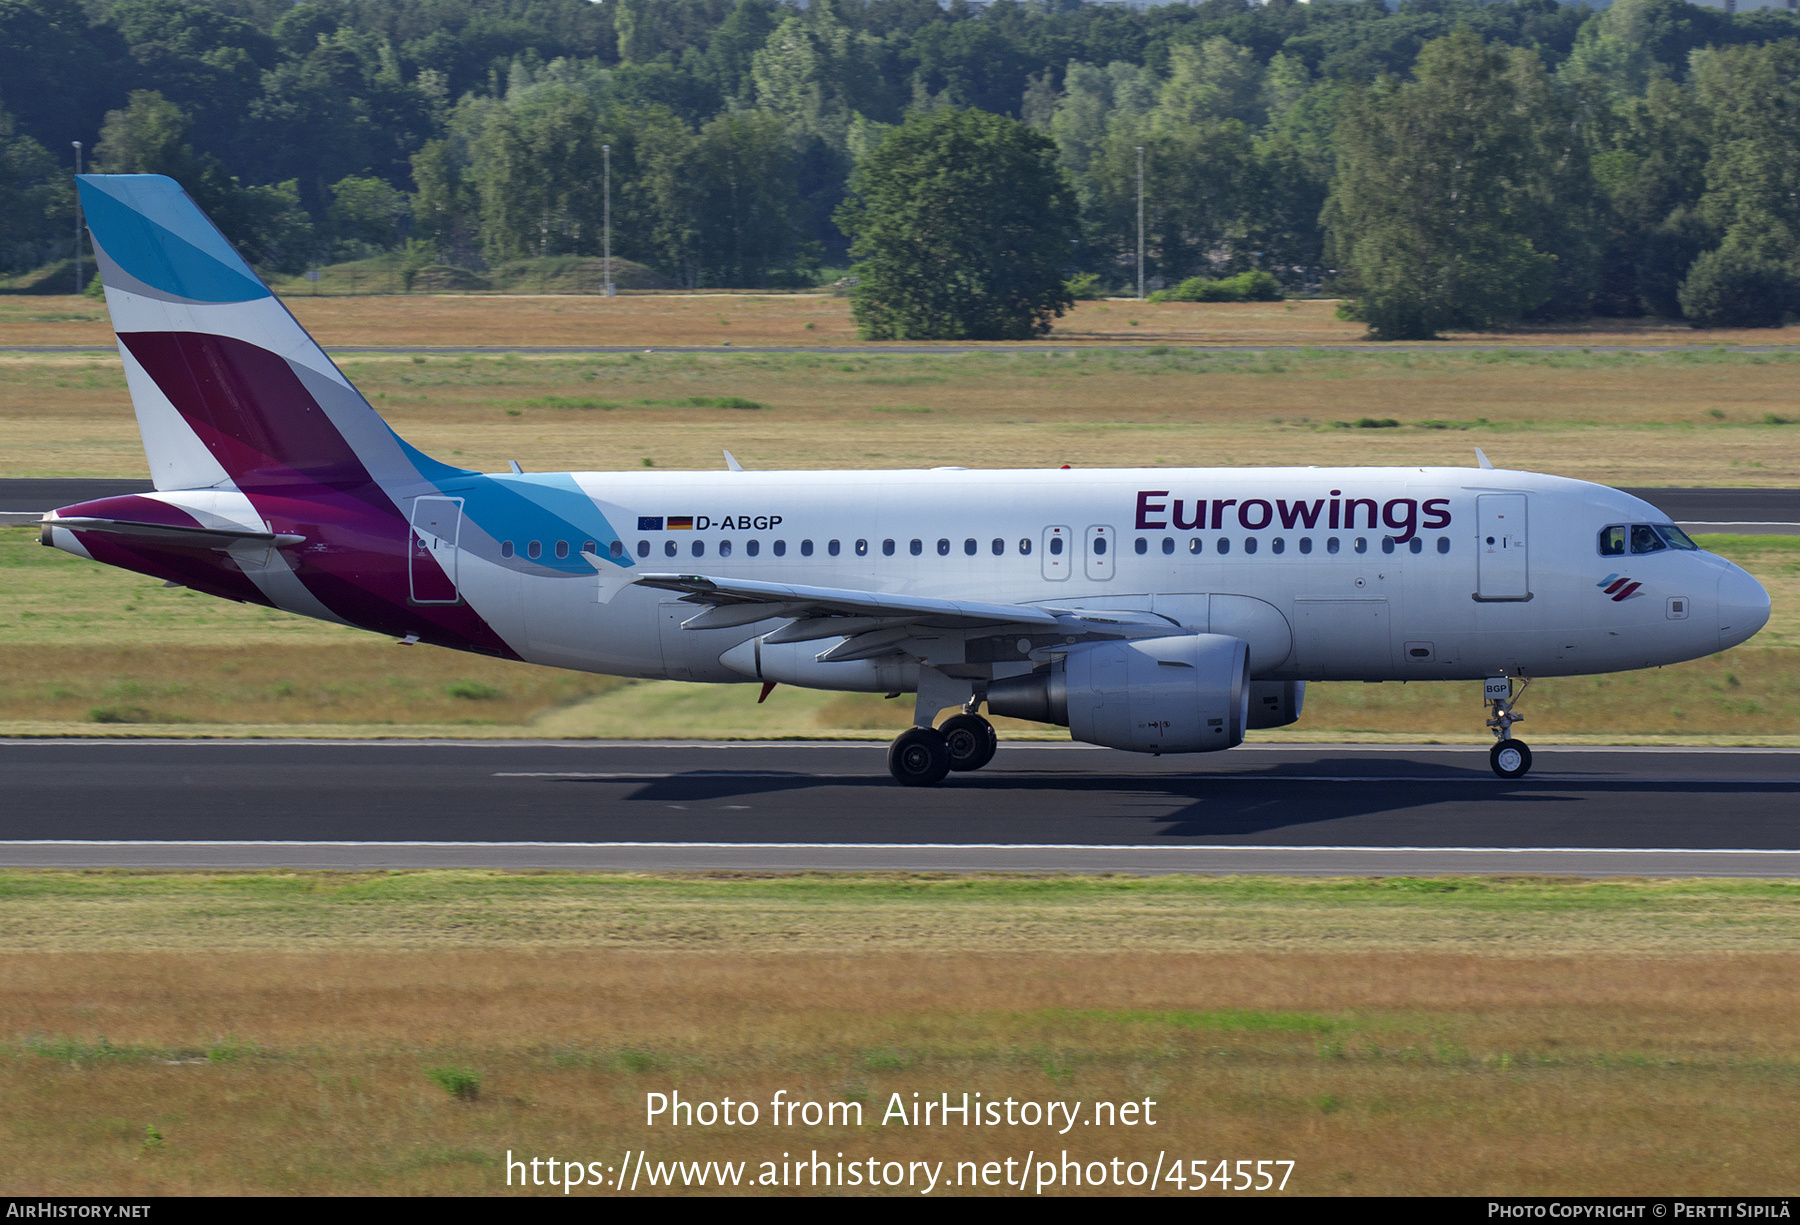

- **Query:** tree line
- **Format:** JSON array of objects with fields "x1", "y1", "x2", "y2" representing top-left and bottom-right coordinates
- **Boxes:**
[{"x1": 4, "y1": 0, "x2": 1800, "y2": 335}]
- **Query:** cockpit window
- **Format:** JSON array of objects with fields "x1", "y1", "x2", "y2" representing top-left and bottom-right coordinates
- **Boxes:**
[
  {"x1": 1658, "y1": 524, "x2": 1699, "y2": 551},
  {"x1": 1599, "y1": 525, "x2": 1626, "y2": 556},
  {"x1": 1630, "y1": 524, "x2": 1666, "y2": 554}
]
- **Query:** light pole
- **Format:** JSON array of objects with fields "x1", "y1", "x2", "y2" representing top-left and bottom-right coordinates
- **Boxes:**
[
  {"x1": 1135, "y1": 145, "x2": 1144, "y2": 301},
  {"x1": 602, "y1": 143, "x2": 614, "y2": 297},
  {"x1": 72, "y1": 141, "x2": 83, "y2": 295}
]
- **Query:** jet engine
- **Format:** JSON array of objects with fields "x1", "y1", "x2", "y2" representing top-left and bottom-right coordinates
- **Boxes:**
[{"x1": 987, "y1": 633, "x2": 1248, "y2": 754}]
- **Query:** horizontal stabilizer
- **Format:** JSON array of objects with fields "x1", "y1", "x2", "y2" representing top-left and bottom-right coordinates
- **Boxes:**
[{"x1": 47, "y1": 516, "x2": 305, "y2": 550}]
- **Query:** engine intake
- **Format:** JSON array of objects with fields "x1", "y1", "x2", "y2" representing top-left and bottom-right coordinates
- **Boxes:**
[{"x1": 987, "y1": 633, "x2": 1249, "y2": 754}]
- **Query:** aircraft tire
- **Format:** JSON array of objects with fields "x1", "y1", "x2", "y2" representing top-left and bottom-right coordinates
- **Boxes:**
[
  {"x1": 889, "y1": 726, "x2": 952, "y2": 787},
  {"x1": 939, "y1": 714, "x2": 998, "y2": 772},
  {"x1": 1489, "y1": 739, "x2": 1533, "y2": 779}
]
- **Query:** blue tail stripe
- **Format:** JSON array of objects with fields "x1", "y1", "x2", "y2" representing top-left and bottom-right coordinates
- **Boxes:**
[{"x1": 78, "y1": 175, "x2": 269, "y2": 304}]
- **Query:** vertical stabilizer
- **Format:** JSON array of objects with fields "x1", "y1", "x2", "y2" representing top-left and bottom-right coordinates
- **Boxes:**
[{"x1": 77, "y1": 174, "x2": 466, "y2": 495}]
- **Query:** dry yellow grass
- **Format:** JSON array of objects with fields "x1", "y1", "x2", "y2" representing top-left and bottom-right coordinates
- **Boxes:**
[
  {"x1": 8, "y1": 293, "x2": 1800, "y2": 348},
  {"x1": 8, "y1": 343, "x2": 1800, "y2": 486},
  {"x1": 5, "y1": 874, "x2": 1800, "y2": 1195}
]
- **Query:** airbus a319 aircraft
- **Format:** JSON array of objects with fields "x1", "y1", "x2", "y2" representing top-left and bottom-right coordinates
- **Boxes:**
[{"x1": 42, "y1": 175, "x2": 1772, "y2": 784}]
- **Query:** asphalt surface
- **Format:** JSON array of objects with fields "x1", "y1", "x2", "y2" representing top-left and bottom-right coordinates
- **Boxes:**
[{"x1": 4, "y1": 741, "x2": 1798, "y2": 875}]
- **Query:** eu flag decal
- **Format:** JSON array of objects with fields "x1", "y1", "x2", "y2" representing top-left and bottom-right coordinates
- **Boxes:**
[{"x1": 637, "y1": 516, "x2": 663, "y2": 531}]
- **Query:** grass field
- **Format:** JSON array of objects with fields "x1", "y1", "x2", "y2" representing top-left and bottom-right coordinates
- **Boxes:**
[
  {"x1": 8, "y1": 343, "x2": 1800, "y2": 486},
  {"x1": 5, "y1": 871, "x2": 1800, "y2": 1196},
  {"x1": 9, "y1": 292, "x2": 1800, "y2": 349}
]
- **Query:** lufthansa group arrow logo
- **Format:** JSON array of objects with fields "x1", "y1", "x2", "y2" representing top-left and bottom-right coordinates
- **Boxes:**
[{"x1": 1597, "y1": 574, "x2": 1643, "y2": 602}]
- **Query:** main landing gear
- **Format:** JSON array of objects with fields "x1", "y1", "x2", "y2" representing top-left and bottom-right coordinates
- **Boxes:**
[
  {"x1": 1485, "y1": 676, "x2": 1533, "y2": 779},
  {"x1": 887, "y1": 708, "x2": 998, "y2": 786}
]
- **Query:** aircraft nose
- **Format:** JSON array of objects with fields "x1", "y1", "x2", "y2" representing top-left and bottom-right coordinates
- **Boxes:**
[{"x1": 1718, "y1": 564, "x2": 1771, "y2": 649}]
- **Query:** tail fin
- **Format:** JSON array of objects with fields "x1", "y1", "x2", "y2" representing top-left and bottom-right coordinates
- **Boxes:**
[{"x1": 78, "y1": 174, "x2": 466, "y2": 494}]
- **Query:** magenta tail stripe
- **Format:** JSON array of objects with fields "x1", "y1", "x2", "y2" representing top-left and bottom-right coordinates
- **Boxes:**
[{"x1": 119, "y1": 331, "x2": 373, "y2": 489}]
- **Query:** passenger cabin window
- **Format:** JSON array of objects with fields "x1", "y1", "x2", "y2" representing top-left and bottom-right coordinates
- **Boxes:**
[
  {"x1": 1243, "y1": 537, "x2": 1256, "y2": 554},
  {"x1": 1437, "y1": 537, "x2": 1450, "y2": 554},
  {"x1": 937, "y1": 538, "x2": 950, "y2": 556},
  {"x1": 1353, "y1": 537, "x2": 1368, "y2": 554},
  {"x1": 964, "y1": 538, "x2": 977, "y2": 556},
  {"x1": 664, "y1": 540, "x2": 677, "y2": 557},
  {"x1": 1135, "y1": 538, "x2": 1147, "y2": 555},
  {"x1": 1216, "y1": 538, "x2": 1230, "y2": 554},
  {"x1": 773, "y1": 540, "x2": 786, "y2": 557},
  {"x1": 583, "y1": 540, "x2": 596, "y2": 555},
  {"x1": 1162, "y1": 538, "x2": 1174, "y2": 555},
  {"x1": 1299, "y1": 538, "x2": 1312, "y2": 554},
  {"x1": 527, "y1": 540, "x2": 541, "y2": 559},
  {"x1": 829, "y1": 540, "x2": 841, "y2": 556},
  {"x1": 1019, "y1": 538, "x2": 1031, "y2": 555},
  {"x1": 609, "y1": 540, "x2": 623, "y2": 558},
  {"x1": 1272, "y1": 538, "x2": 1285, "y2": 555},
  {"x1": 555, "y1": 540, "x2": 569, "y2": 559},
  {"x1": 1189, "y1": 538, "x2": 1202, "y2": 554},
  {"x1": 801, "y1": 540, "x2": 814, "y2": 557},
  {"x1": 746, "y1": 540, "x2": 758, "y2": 557},
  {"x1": 1599, "y1": 525, "x2": 1626, "y2": 556},
  {"x1": 910, "y1": 539, "x2": 922, "y2": 556},
  {"x1": 637, "y1": 540, "x2": 650, "y2": 558},
  {"x1": 1409, "y1": 538, "x2": 1423, "y2": 554},
  {"x1": 501, "y1": 541, "x2": 514, "y2": 558},
  {"x1": 882, "y1": 539, "x2": 895, "y2": 556},
  {"x1": 719, "y1": 540, "x2": 732, "y2": 557},
  {"x1": 1326, "y1": 537, "x2": 1340, "y2": 554},
  {"x1": 1049, "y1": 537, "x2": 1064, "y2": 556},
  {"x1": 692, "y1": 541, "x2": 705, "y2": 557},
  {"x1": 855, "y1": 539, "x2": 867, "y2": 556},
  {"x1": 992, "y1": 538, "x2": 1004, "y2": 556},
  {"x1": 1630, "y1": 524, "x2": 1666, "y2": 554}
]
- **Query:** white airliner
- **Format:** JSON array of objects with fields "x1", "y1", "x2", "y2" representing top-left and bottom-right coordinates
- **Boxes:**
[{"x1": 42, "y1": 175, "x2": 1772, "y2": 783}]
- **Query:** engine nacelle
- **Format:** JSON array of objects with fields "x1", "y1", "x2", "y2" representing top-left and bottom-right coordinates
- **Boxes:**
[
  {"x1": 1247, "y1": 680, "x2": 1305, "y2": 729},
  {"x1": 988, "y1": 633, "x2": 1248, "y2": 754}
]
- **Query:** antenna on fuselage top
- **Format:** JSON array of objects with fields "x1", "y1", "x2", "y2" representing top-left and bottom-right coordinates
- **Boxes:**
[
  {"x1": 1475, "y1": 448, "x2": 1495, "y2": 470},
  {"x1": 509, "y1": 460, "x2": 524, "y2": 474},
  {"x1": 723, "y1": 450, "x2": 744, "y2": 472}
]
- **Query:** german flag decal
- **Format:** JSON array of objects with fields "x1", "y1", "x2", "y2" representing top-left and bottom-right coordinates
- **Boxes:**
[{"x1": 667, "y1": 515, "x2": 694, "y2": 530}]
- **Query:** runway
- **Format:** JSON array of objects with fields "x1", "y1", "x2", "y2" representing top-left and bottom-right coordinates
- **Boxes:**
[{"x1": 4, "y1": 740, "x2": 1798, "y2": 875}]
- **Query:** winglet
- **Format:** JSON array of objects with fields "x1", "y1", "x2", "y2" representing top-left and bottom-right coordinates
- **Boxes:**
[
  {"x1": 1475, "y1": 448, "x2": 1495, "y2": 470},
  {"x1": 724, "y1": 450, "x2": 744, "y2": 472}
]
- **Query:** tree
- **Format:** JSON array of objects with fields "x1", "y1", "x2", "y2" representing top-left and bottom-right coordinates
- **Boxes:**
[
  {"x1": 1322, "y1": 29, "x2": 1560, "y2": 340},
  {"x1": 1677, "y1": 246, "x2": 1797, "y2": 328},
  {"x1": 0, "y1": 103, "x2": 67, "y2": 275},
  {"x1": 835, "y1": 107, "x2": 1079, "y2": 341},
  {"x1": 94, "y1": 90, "x2": 314, "y2": 273}
]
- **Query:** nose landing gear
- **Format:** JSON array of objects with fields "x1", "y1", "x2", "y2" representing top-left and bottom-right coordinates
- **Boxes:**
[{"x1": 1485, "y1": 676, "x2": 1533, "y2": 779}]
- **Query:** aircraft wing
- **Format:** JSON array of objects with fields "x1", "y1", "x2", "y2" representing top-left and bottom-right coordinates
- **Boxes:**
[
  {"x1": 632, "y1": 572, "x2": 1063, "y2": 634},
  {"x1": 631, "y1": 572, "x2": 1178, "y2": 665}
]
